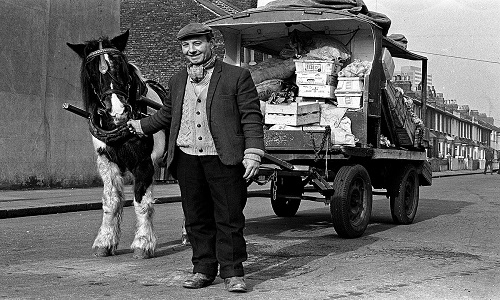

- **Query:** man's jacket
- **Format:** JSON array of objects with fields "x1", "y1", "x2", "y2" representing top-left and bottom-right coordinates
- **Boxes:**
[{"x1": 140, "y1": 59, "x2": 265, "y2": 173}]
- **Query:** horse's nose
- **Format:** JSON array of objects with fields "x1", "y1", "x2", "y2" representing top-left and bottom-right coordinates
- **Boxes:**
[{"x1": 111, "y1": 103, "x2": 133, "y2": 125}]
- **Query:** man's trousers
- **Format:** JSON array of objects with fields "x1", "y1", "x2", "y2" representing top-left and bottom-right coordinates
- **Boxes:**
[{"x1": 175, "y1": 149, "x2": 248, "y2": 279}]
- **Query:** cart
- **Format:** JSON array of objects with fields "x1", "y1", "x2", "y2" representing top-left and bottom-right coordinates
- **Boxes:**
[{"x1": 206, "y1": 2, "x2": 432, "y2": 238}]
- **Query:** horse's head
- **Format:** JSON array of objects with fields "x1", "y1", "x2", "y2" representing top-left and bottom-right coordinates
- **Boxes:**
[{"x1": 67, "y1": 30, "x2": 138, "y2": 129}]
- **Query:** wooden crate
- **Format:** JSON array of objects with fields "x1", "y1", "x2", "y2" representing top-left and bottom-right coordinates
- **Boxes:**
[
  {"x1": 335, "y1": 92, "x2": 363, "y2": 109},
  {"x1": 298, "y1": 84, "x2": 336, "y2": 98},
  {"x1": 295, "y1": 72, "x2": 337, "y2": 86},
  {"x1": 335, "y1": 77, "x2": 365, "y2": 93},
  {"x1": 294, "y1": 59, "x2": 343, "y2": 75},
  {"x1": 265, "y1": 102, "x2": 320, "y2": 126}
]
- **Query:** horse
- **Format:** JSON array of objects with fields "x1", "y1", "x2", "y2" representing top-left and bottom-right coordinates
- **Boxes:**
[{"x1": 67, "y1": 30, "x2": 167, "y2": 259}]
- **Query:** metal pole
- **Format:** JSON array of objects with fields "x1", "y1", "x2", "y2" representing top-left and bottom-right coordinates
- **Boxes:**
[{"x1": 421, "y1": 59, "x2": 428, "y2": 126}]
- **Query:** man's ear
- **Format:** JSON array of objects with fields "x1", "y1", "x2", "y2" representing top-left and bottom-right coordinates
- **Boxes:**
[
  {"x1": 66, "y1": 42, "x2": 86, "y2": 58},
  {"x1": 111, "y1": 29, "x2": 130, "y2": 52}
]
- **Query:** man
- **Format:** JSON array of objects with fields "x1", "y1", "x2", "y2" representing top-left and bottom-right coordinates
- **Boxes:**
[
  {"x1": 128, "y1": 23, "x2": 264, "y2": 293},
  {"x1": 484, "y1": 148, "x2": 494, "y2": 174}
]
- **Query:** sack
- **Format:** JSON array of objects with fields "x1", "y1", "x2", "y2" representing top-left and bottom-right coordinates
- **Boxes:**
[
  {"x1": 246, "y1": 58, "x2": 296, "y2": 84},
  {"x1": 304, "y1": 35, "x2": 351, "y2": 61},
  {"x1": 255, "y1": 79, "x2": 285, "y2": 101},
  {"x1": 338, "y1": 59, "x2": 372, "y2": 77}
]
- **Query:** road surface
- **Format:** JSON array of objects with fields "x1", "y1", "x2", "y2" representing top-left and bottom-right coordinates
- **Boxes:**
[{"x1": 1, "y1": 174, "x2": 499, "y2": 299}]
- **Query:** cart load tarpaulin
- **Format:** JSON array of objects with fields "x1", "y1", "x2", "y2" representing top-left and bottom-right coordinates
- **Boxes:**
[{"x1": 261, "y1": 0, "x2": 392, "y2": 35}]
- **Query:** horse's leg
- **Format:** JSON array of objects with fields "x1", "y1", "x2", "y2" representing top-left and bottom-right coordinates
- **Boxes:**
[
  {"x1": 181, "y1": 217, "x2": 190, "y2": 246},
  {"x1": 131, "y1": 160, "x2": 157, "y2": 259},
  {"x1": 93, "y1": 153, "x2": 124, "y2": 257}
]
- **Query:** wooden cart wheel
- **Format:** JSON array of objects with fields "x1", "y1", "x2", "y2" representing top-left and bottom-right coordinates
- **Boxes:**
[
  {"x1": 330, "y1": 165, "x2": 372, "y2": 238},
  {"x1": 390, "y1": 164, "x2": 419, "y2": 224},
  {"x1": 270, "y1": 176, "x2": 302, "y2": 217}
]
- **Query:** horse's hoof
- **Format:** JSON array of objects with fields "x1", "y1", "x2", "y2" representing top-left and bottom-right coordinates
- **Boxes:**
[
  {"x1": 94, "y1": 247, "x2": 113, "y2": 257},
  {"x1": 133, "y1": 248, "x2": 153, "y2": 259}
]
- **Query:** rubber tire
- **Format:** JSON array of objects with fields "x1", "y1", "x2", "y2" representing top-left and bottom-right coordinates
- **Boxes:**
[
  {"x1": 330, "y1": 165, "x2": 373, "y2": 238},
  {"x1": 270, "y1": 176, "x2": 302, "y2": 217},
  {"x1": 390, "y1": 165, "x2": 419, "y2": 224}
]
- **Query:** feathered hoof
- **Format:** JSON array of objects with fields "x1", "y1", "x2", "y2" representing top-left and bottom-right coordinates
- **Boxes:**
[
  {"x1": 94, "y1": 247, "x2": 114, "y2": 257},
  {"x1": 133, "y1": 248, "x2": 154, "y2": 259}
]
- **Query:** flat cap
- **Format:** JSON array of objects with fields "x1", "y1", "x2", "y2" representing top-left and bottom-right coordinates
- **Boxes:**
[{"x1": 177, "y1": 23, "x2": 213, "y2": 40}]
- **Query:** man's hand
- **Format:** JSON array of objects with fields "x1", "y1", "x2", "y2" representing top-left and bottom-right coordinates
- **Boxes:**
[
  {"x1": 242, "y1": 158, "x2": 260, "y2": 181},
  {"x1": 127, "y1": 119, "x2": 144, "y2": 136}
]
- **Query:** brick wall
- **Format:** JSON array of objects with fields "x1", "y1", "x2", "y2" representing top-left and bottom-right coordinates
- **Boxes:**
[{"x1": 121, "y1": 0, "x2": 257, "y2": 88}]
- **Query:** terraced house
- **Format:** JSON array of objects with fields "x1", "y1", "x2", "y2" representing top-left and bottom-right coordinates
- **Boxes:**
[{"x1": 393, "y1": 74, "x2": 500, "y2": 172}]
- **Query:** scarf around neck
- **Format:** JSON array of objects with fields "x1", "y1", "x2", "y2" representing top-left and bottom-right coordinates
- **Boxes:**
[{"x1": 187, "y1": 54, "x2": 217, "y2": 83}]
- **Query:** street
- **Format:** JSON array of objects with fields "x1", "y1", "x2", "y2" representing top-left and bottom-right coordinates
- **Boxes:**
[{"x1": 1, "y1": 174, "x2": 500, "y2": 299}]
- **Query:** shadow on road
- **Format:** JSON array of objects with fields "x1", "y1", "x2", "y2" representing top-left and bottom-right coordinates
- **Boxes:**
[
  {"x1": 242, "y1": 208, "x2": 379, "y2": 283},
  {"x1": 113, "y1": 239, "x2": 189, "y2": 258},
  {"x1": 370, "y1": 197, "x2": 473, "y2": 225},
  {"x1": 134, "y1": 196, "x2": 473, "y2": 291},
  {"x1": 239, "y1": 196, "x2": 473, "y2": 285}
]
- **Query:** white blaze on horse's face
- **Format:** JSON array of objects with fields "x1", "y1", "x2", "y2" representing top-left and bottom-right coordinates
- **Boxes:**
[
  {"x1": 103, "y1": 53, "x2": 128, "y2": 125},
  {"x1": 109, "y1": 82, "x2": 125, "y2": 115},
  {"x1": 110, "y1": 87, "x2": 128, "y2": 125}
]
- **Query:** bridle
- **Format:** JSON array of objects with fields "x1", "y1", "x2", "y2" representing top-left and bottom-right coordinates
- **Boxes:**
[
  {"x1": 85, "y1": 40, "x2": 131, "y2": 108},
  {"x1": 84, "y1": 40, "x2": 136, "y2": 145}
]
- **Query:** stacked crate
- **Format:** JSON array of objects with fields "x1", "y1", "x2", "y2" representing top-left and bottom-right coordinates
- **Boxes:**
[
  {"x1": 264, "y1": 101, "x2": 320, "y2": 126},
  {"x1": 334, "y1": 77, "x2": 365, "y2": 109},
  {"x1": 294, "y1": 59, "x2": 342, "y2": 99}
]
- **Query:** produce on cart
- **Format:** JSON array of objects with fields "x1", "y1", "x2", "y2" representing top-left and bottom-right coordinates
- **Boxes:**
[{"x1": 205, "y1": 0, "x2": 432, "y2": 238}]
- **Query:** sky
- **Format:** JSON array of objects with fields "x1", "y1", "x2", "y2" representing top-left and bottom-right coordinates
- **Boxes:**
[
  {"x1": 258, "y1": 0, "x2": 500, "y2": 125},
  {"x1": 363, "y1": 0, "x2": 500, "y2": 124}
]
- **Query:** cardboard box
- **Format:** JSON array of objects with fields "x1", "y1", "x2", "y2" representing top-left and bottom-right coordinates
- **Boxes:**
[
  {"x1": 265, "y1": 102, "x2": 320, "y2": 126},
  {"x1": 294, "y1": 59, "x2": 343, "y2": 75},
  {"x1": 296, "y1": 72, "x2": 337, "y2": 86},
  {"x1": 298, "y1": 84, "x2": 336, "y2": 98},
  {"x1": 382, "y1": 48, "x2": 395, "y2": 79},
  {"x1": 335, "y1": 92, "x2": 363, "y2": 109},
  {"x1": 335, "y1": 77, "x2": 365, "y2": 93}
]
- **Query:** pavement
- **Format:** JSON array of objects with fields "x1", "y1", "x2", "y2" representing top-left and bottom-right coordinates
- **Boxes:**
[{"x1": 0, "y1": 168, "x2": 493, "y2": 219}]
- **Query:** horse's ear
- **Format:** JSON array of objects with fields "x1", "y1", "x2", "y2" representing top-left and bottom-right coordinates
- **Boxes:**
[
  {"x1": 67, "y1": 42, "x2": 86, "y2": 58},
  {"x1": 111, "y1": 29, "x2": 130, "y2": 52}
]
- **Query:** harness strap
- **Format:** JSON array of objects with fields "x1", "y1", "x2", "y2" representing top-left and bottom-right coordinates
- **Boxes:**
[
  {"x1": 145, "y1": 79, "x2": 169, "y2": 105},
  {"x1": 101, "y1": 88, "x2": 129, "y2": 99},
  {"x1": 86, "y1": 48, "x2": 121, "y2": 62},
  {"x1": 88, "y1": 114, "x2": 134, "y2": 146}
]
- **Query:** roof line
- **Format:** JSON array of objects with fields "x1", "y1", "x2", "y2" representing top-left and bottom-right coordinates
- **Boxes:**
[{"x1": 194, "y1": 0, "x2": 242, "y2": 17}]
